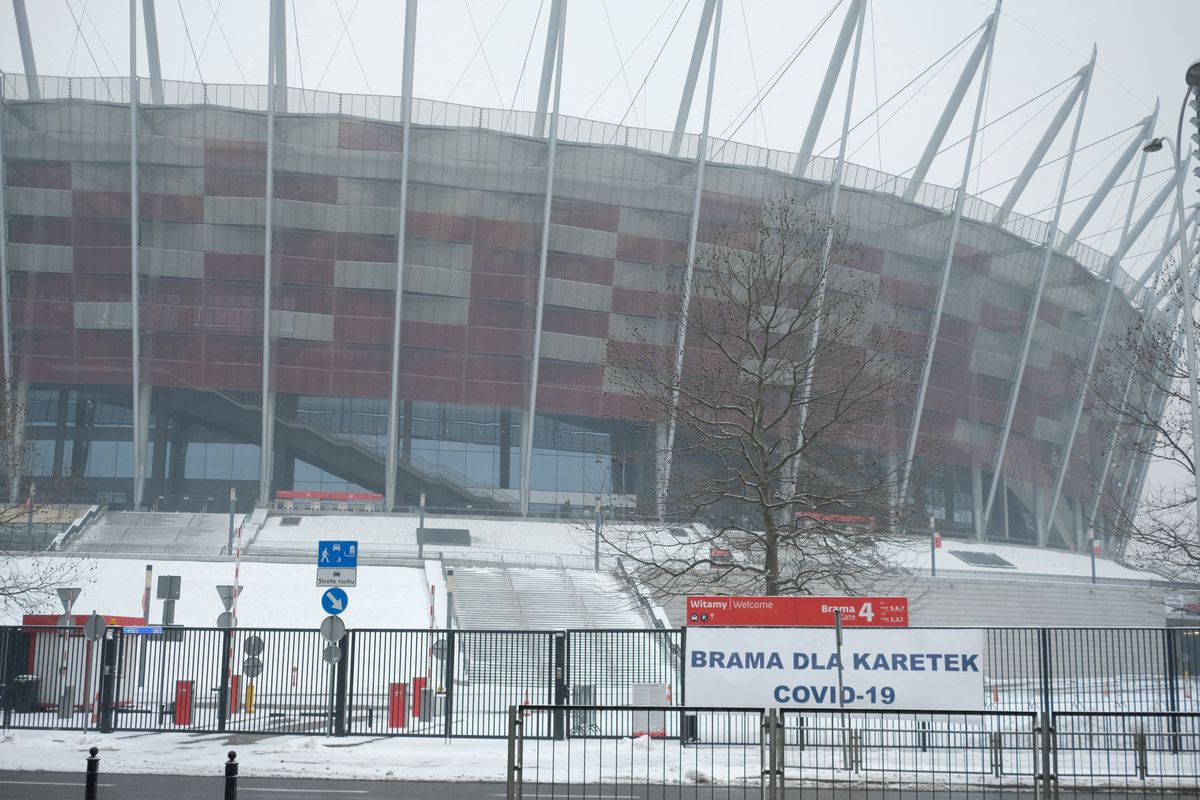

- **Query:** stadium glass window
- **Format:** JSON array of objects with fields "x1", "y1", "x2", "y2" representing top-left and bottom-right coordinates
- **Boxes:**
[
  {"x1": 85, "y1": 441, "x2": 137, "y2": 478},
  {"x1": 292, "y1": 459, "x2": 367, "y2": 494},
  {"x1": 28, "y1": 439, "x2": 57, "y2": 476}
]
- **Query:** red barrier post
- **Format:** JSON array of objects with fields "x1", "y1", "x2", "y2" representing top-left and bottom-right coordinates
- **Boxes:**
[
  {"x1": 229, "y1": 674, "x2": 240, "y2": 716},
  {"x1": 174, "y1": 681, "x2": 193, "y2": 726},
  {"x1": 388, "y1": 683, "x2": 408, "y2": 729},
  {"x1": 412, "y1": 677, "x2": 426, "y2": 719}
]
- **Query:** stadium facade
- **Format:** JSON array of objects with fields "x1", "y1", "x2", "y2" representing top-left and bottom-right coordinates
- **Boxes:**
[{"x1": 0, "y1": 1, "x2": 1182, "y2": 552}]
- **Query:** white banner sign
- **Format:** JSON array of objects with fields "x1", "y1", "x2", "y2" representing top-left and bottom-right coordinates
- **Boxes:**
[{"x1": 686, "y1": 627, "x2": 984, "y2": 710}]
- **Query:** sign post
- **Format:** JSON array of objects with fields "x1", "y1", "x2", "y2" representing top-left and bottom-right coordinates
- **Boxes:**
[
  {"x1": 320, "y1": 616, "x2": 346, "y2": 737},
  {"x1": 55, "y1": 588, "x2": 81, "y2": 719},
  {"x1": 316, "y1": 540, "x2": 358, "y2": 587}
]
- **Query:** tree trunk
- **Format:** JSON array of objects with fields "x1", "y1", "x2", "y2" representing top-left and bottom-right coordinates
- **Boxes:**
[{"x1": 764, "y1": 510, "x2": 779, "y2": 595}]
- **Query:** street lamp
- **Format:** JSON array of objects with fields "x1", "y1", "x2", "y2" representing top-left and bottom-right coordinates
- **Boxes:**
[
  {"x1": 593, "y1": 496, "x2": 603, "y2": 572},
  {"x1": 1142, "y1": 58, "x2": 1200, "y2": 542}
]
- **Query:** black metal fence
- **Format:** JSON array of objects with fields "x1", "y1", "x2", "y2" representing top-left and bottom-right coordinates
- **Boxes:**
[
  {"x1": 4, "y1": 624, "x2": 1200, "y2": 738},
  {"x1": 508, "y1": 706, "x2": 1200, "y2": 798}
]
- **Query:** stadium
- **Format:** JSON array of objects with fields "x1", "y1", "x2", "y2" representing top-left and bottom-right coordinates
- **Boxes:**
[{"x1": 0, "y1": 0, "x2": 1192, "y2": 558}]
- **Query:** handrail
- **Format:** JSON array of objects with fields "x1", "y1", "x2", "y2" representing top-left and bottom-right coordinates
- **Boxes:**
[{"x1": 51, "y1": 504, "x2": 105, "y2": 551}]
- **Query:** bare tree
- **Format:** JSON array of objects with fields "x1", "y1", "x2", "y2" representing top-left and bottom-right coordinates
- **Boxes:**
[
  {"x1": 1, "y1": 381, "x2": 90, "y2": 614},
  {"x1": 1088, "y1": 261, "x2": 1200, "y2": 578},
  {"x1": 603, "y1": 197, "x2": 918, "y2": 597}
]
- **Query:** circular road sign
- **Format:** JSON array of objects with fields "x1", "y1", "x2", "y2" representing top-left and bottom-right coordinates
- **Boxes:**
[
  {"x1": 244, "y1": 635, "x2": 265, "y2": 657},
  {"x1": 83, "y1": 613, "x2": 106, "y2": 642},
  {"x1": 432, "y1": 637, "x2": 447, "y2": 660},
  {"x1": 322, "y1": 644, "x2": 342, "y2": 665},
  {"x1": 319, "y1": 615, "x2": 346, "y2": 642},
  {"x1": 216, "y1": 611, "x2": 236, "y2": 629},
  {"x1": 242, "y1": 656, "x2": 263, "y2": 678}
]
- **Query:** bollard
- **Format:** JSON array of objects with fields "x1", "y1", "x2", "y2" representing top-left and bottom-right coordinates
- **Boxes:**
[
  {"x1": 224, "y1": 750, "x2": 238, "y2": 800},
  {"x1": 84, "y1": 746, "x2": 100, "y2": 800}
]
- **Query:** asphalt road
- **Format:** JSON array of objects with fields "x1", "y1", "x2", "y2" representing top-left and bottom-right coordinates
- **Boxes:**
[
  {"x1": 3, "y1": 773, "x2": 1196, "y2": 799},
  {"x1": 3, "y1": 772, "x2": 518, "y2": 799}
]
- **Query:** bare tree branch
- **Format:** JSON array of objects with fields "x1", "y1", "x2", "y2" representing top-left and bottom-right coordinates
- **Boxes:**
[{"x1": 602, "y1": 197, "x2": 921, "y2": 597}]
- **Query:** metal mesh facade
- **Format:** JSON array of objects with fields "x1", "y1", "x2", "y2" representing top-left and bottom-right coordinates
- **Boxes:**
[{"x1": 0, "y1": 74, "x2": 1170, "y2": 547}]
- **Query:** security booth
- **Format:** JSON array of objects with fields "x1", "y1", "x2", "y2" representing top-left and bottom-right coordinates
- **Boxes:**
[{"x1": 13, "y1": 614, "x2": 143, "y2": 715}]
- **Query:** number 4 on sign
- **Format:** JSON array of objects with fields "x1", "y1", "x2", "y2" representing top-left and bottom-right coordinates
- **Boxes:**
[{"x1": 859, "y1": 602, "x2": 874, "y2": 622}]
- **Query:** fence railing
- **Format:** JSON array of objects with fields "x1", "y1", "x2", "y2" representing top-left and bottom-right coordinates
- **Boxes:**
[
  {"x1": 4, "y1": 625, "x2": 1200, "y2": 741},
  {"x1": 0, "y1": 522, "x2": 67, "y2": 552},
  {"x1": 506, "y1": 705, "x2": 1200, "y2": 798}
]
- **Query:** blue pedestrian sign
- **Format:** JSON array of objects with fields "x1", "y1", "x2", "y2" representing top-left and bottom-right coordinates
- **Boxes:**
[
  {"x1": 321, "y1": 587, "x2": 349, "y2": 615},
  {"x1": 318, "y1": 540, "x2": 358, "y2": 568}
]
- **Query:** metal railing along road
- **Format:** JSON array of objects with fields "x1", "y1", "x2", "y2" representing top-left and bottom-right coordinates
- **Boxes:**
[
  {"x1": 6, "y1": 625, "x2": 1200, "y2": 743},
  {"x1": 507, "y1": 705, "x2": 1200, "y2": 798}
]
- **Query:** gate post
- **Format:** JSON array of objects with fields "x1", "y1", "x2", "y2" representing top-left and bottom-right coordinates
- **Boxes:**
[
  {"x1": 1037, "y1": 710, "x2": 1057, "y2": 800},
  {"x1": 98, "y1": 629, "x2": 121, "y2": 734},
  {"x1": 1, "y1": 628, "x2": 13, "y2": 730},
  {"x1": 552, "y1": 631, "x2": 567, "y2": 741},
  {"x1": 1164, "y1": 628, "x2": 1180, "y2": 752},
  {"x1": 1038, "y1": 628, "x2": 1054, "y2": 715},
  {"x1": 333, "y1": 631, "x2": 350, "y2": 736},
  {"x1": 217, "y1": 629, "x2": 233, "y2": 733},
  {"x1": 443, "y1": 629, "x2": 456, "y2": 739},
  {"x1": 506, "y1": 705, "x2": 524, "y2": 800}
]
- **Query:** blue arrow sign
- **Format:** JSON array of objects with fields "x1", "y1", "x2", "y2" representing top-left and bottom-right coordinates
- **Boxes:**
[
  {"x1": 321, "y1": 587, "x2": 349, "y2": 616},
  {"x1": 318, "y1": 540, "x2": 358, "y2": 568}
]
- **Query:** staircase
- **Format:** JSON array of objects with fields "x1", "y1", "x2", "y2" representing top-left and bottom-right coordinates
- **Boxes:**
[
  {"x1": 451, "y1": 568, "x2": 669, "y2": 692},
  {"x1": 68, "y1": 511, "x2": 235, "y2": 555}
]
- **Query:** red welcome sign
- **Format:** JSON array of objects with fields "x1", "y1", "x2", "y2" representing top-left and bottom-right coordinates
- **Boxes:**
[{"x1": 685, "y1": 595, "x2": 908, "y2": 627}]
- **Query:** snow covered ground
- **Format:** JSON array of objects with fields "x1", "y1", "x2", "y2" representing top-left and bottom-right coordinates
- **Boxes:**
[
  {"x1": 0, "y1": 725, "x2": 1192, "y2": 790},
  {"x1": 0, "y1": 556, "x2": 435, "y2": 630},
  {"x1": 0, "y1": 729, "x2": 512, "y2": 782}
]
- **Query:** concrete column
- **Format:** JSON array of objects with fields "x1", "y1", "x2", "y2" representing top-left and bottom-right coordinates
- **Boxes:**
[
  {"x1": 133, "y1": 384, "x2": 151, "y2": 507},
  {"x1": 971, "y1": 465, "x2": 984, "y2": 540},
  {"x1": 670, "y1": 0, "x2": 717, "y2": 156},
  {"x1": 660, "y1": 0, "x2": 724, "y2": 522},
  {"x1": 142, "y1": 0, "x2": 165, "y2": 104},
  {"x1": 520, "y1": 3, "x2": 568, "y2": 516},
  {"x1": 384, "y1": 0, "x2": 418, "y2": 512},
  {"x1": 258, "y1": 4, "x2": 280, "y2": 506},
  {"x1": 11, "y1": 0, "x2": 40, "y2": 100},
  {"x1": 129, "y1": 0, "x2": 145, "y2": 508},
  {"x1": 0, "y1": 78, "x2": 12, "y2": 386}
]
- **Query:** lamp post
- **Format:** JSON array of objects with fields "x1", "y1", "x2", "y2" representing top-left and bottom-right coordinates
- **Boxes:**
[
  {"x1": 1144, "y1": 60, "x2": 1200, "y2": 542},
  {"x1": 593, "y1": 497, "x2": 603, "y2": 571},
  {"x1": 929, "y1": 514, "x2": 938, "y2": 577},
  {"x1": 418, "y1": 492, "x2": 426, "y2": 560},
  {"x1": 1088, "y1": 527, "x2": 1098, "y2": 585}
]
